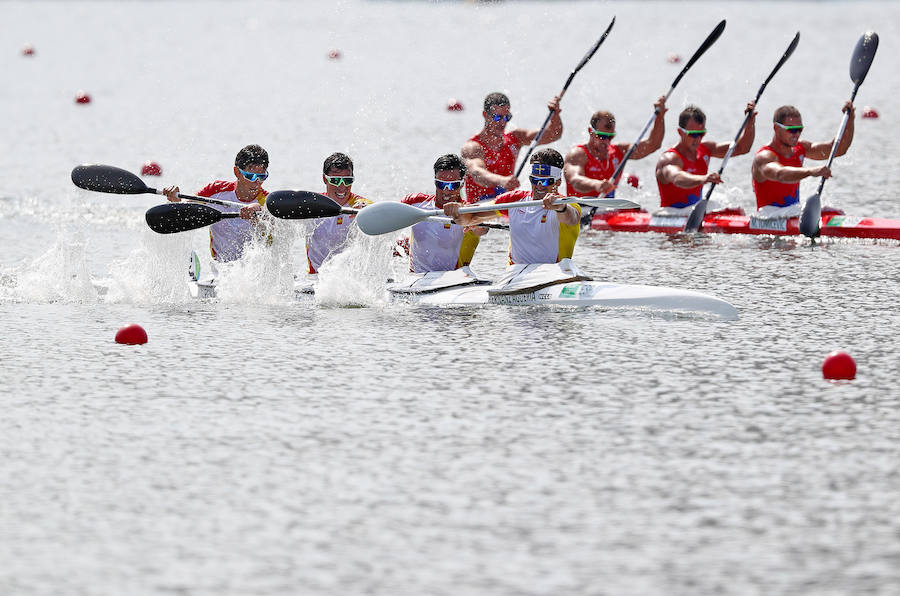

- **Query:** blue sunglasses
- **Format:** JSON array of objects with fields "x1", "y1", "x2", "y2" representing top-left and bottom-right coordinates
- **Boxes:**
[
  {"x1": 239, "y1": 168, "x2": 268, "y2": 182},
  {"x1": 491, "y1": 113, "x2": 512, "y2": 123},
  {"x1": 434, "y1": 179, "x2": 463, "y2": 191},
  {"x1": 529, "y1": 176, "x2": 557, "y2": 187}
]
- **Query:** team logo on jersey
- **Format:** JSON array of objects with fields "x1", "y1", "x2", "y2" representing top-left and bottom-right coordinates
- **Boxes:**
[
  {"x1": 336, "y1": 217, "x2": 343, "y2": 225},
  {"x1": 444, "y1": 222, "x2": 451, "y2": 229},
  {"x1": 541, "y1": 214, "x2": 548, "y2": 223}
]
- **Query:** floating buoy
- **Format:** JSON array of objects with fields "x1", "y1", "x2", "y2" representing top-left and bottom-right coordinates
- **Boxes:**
[
  {"x1": 22, "y1": 44, "x2": 35, "y2": 56},
  {"x1": 667, "y1": 53, "x2": 681, "y2": 64},
  {"x1": 115, "y1": 324, "x2": 148, "y2": 345},
  {"x1": 862, "y1": 106, "x2": 879, "y2": 119},
  {"x1": 446, "y1": 99, "x2": 464, "y2": 112},
  {"x1": 327, "y1": 49, "x2": 342, "y2": 60},
  {"x1": 75, "y1": 90, "x2": 91, "y2": 104},
  {"x1": 141, "y1": 161, "x2": 162, "y2": 176},
  {"x1": 822, "y1": 350, "x2": 856, "y2": 380},
  {"x1": 626, "y1": 173, "x2": 640, "y2": 188}
]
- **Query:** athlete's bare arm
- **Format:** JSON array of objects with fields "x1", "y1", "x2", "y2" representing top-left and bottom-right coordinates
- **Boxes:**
[
  {"x1": 461, "y1": 140, "x2": 520, "y2": 191},
  {"x1": 806, "y1": 101, "x2": 855, "y2": 160}
]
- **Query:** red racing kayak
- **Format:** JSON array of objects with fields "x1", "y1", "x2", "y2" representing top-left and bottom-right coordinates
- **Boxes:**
[{"x1": 590, "y1": 208, "x2": 900, "y2": 241}]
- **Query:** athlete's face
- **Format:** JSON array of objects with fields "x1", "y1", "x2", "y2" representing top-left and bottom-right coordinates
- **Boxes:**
[
  {"x1": 434, "y1": 169, "x2": 464, "y2": 207},
  {"x1": 323, "y1": 167, "x2": 353, "y2": 203},
  {"x1": 678, "y1": 117, "x2": 707, "y2": 154},
  {"x1": 588, "y1": 117, "x2": 616, "y2": 152},
  {"x1": 234, "y1": 163, "x2": 267, "y2": 195},
  {"x1": 775, "y1": 115, "x2": 804, "y2": 147},
  {"x1": 484, "y1": 105, "x2": 512, "y2": 131}
]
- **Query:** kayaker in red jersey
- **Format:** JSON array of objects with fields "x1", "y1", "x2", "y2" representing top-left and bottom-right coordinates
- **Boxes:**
[
  {"x1": 751, "y1": 102, "x2": 855, "y2": 218},
  {"x1": 444, "y1": 148, "x2": 583, "y2": 265},
  {"x1": 461, "y1": 92, "x2": 562, "y2": 203},
  {"x1": 400, "y1": 154, "x2": 486, "y2": 273},
  {"x1": 564, "y1": 96, "x2": 667, "y2": 198},
  {"x1": 306, "y1": 152, "x2": 372, "y2": 274},
  {"x1": 163, "y1": 144, "x2": 269, "y2": 263},
  {"x1": 655, "y1": 103, "x2": 756, "y2": 215}
]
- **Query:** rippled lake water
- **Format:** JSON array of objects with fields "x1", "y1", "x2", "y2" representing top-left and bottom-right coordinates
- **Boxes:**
[{"x1": 2, "y1": 1, "x2": 899, "y2": 594}]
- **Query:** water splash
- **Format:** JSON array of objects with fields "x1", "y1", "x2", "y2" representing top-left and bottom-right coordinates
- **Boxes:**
[
  {"x1": 2, "y1": 226, "x2": 98, "y2": 303},
  {"x1": 314, "y1": 227, "x2": 396, "y2": 307},
  {"x1": 104, "y1": 227, "x2": 193, "y2": 304}
]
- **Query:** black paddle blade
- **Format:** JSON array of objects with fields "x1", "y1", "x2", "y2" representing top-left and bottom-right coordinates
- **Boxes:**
[
  {"x1": 799, "y1": 194, "x2": 822, "y2": 238},
  {"x1": 71, "y1": 164, "x2": 151, "y2": 195},
  {"x1": 145, "y1": 203, "x2": 223, "y2": 234},
  {"x1": 266, "y1": 190, "x2": 342, "y2": 219},
  {"x1": 672, "y1": 19, "x2": 726, "y2": 88},
  {"x1": 850, "y1": 32, "x2": 878, "y2": 86},
  {"x1": 684, "y1": 200, "x2": 708, "y2": 234}
]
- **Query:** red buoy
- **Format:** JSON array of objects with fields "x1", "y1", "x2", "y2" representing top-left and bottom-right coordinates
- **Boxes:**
[
  {"x1": 75, "y1": 90, "x2": 91, "y2": 104},
  {"x1": 626, "y1": 173, "x2": 640, "y2": 188},
  {"x1": 667, "y1": 53, "x2": 681, "y2": 64},
  {"x1": 862, "y1": 106, "x2": 879, "y2": 119},
  {"x1": 141, "y1": 161, "x2": 162, "y2": 176},
  {"x1": 446, "y1": 99, "x2": 464, "y2": 112},
  {"x1": 115, "y1": 324, "x2": 148, "y2": 345},
  {"x1": 327, "y1": 49, "x2": 342, "y2": 60},
  {"x1": 822, "y1": 350, "x2": 856, "y2": 380},
  {"x1": 22, "y1": 44, "x2": 35, "y2": 56}
]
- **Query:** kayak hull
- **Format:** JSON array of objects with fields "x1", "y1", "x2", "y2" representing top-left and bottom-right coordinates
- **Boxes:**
[{"x1": 590, "y1": 209, "x2": 900, "y2": 240}]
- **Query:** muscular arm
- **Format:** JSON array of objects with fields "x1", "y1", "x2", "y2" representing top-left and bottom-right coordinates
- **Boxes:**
[
  {"x1": 656, "y1": 152, "x2": 720, "y2": 188},
  {"x1": 461, "y1": 140, "x2": 511, "y2": 189},
  {"x1": 625, "y1": 96, "x2": 668, "y2": 160},
  {"x1": 708, "y1": 103, "x2": 757, "y2": 158},
  {"x1": 752, "y1": 148, "x2": 829, "y2": 183},
  {"x1": 807, "y1": 103, "x2": 856, "y2": 160},
  {"x1": 564, "y1": 147, "x2": 612, "y2": 196},
  {"x1": 515, "y1": 95, "x2": 563, "y2": 146}
]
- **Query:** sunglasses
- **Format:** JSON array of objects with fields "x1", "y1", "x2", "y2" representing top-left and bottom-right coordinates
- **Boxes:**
[
  {"x1": 326, "y1": 176, "x2": 354, "y2": 186},
  {"x1": 775, "y1": 122, "x2": 804, "y2": 134},
  {"x1": 589, "y1": 127, "x2": 616, "y2": 139},
  {"x1": 238, "y1": 168, "x2": 268, "y2": 182},
  {"x1": 529, "y1": 176, "x2": 557, "y2": 188},
  {"x1": 678, "y1": 126, "x2": 707, "y2": 138},
  {"x1": 434, "y1": 179, "x2": 463, "y2": 191},
  {"x1": 490, "y1": 113, "x2": 512, "y2": 123}
]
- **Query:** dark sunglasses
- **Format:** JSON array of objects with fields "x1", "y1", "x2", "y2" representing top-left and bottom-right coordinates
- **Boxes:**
[
  {"x1": 529, "y1": 176, "x2": 557, "y2": 187},
  {"x1": 589, "y1": 127, "x2": 616, "y2": 139},
  {"x1": 434, "y1": 179, "x2": 463, "y2": 191},
  {"x1": 490, "y1": 113, "x2": 512, "y2": 123},
  {"x1": 239, "y1": 168, "x2": 268, "y2": 182},
  {"x1": 678, "y1": 127, "x2": 707, "y2": 138},
  {"x1": 775, "y1": 122, "x2": 804, "y2": 134},
  {"x1": 326, "y1": 176, "x2": 354, "y2": 186}
]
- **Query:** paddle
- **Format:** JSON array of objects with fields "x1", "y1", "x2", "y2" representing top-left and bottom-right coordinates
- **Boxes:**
[
  {"x1": 581, "y1": 19, "x2": 727, "y2": 227},
  {"x1": 684, "y1": 32, "x2": 800, "y2": 233},
  {"x1": 145, "y1": 203, "x2": 240, "y2": 234},
  {"x1": 71, "y1": 164, "x2": 246, "y2": 208},
  {"x1": 513, "y1": 16, "x2": 616, "y2": 179},
  {"x1": 356, "y1": 196, "x2": 641, "y2": 236},
  {"x1": 799, "y1": 31, "x2": 879, "y2": 239}
]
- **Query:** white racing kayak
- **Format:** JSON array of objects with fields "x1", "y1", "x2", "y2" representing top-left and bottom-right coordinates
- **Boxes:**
[{"x1": 387, "y1": 259, "x2": 738, "y2": 319}]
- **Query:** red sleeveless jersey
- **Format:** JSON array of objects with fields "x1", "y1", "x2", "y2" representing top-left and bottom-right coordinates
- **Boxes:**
[
  {"x1": 464, "y1": 133, "x2": 521, "y2": 203},
  {"x1": 752, "y1": 144, "x2": 806, "y2": 209},
  {"x1": 657, "y1": 144, "x2": 711, "y2": 208},
  {"x1": 565, "y1": 144, "x2": 623, "y2": 198}
]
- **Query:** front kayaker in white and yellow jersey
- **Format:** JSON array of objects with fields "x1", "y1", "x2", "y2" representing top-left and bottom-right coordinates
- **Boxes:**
[
  {"x1": 401, "y1": 154, "x2": 486, "y2": 272},
  {"x1": 163, "y1": 144, "x2": 269, "y2": 263},
  {"x1": 751, "y1": 103, "x2": 855, "y2": 218},
  {"x1": 655, "y1": 104, "x2": 756, "y2": 215},
  {"x1": 445, "y1": 149, "x2": 596, "y2": 265},
  {"x1": 306, "y1": 152, "x2": 372, "y2": 274}
]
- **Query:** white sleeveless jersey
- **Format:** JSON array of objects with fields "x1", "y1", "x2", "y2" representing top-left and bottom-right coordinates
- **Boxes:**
[
  {"x1": 306, "y1": 193, "x2": 371, "y2": 273},
  {"x1": 403, "y1": 193, "x2": 480, "y2": 273},
  {"x1": 494, "y1": 190, "x2": 581, "y2": 264},
  {"x1": 196, "y1": 181, "x2": 266, "y2": 263}
]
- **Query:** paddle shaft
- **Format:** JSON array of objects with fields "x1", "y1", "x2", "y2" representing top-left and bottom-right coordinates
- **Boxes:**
[
  {"x1": 513, "y1": 17, "x2": 616, "y2": 179},
  {"x1": 156, "y1": 188, "x2": 248, "y2": 209}
]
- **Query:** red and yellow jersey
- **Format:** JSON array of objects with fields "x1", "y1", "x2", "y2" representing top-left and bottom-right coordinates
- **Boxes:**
[
  {"x1": 306, "y1": 192, "x2": 371, "y2": 274},
  {"x1": 752, "y1": 144, "x2": 806, "y2": 209},
  {"x1": 566, "y1": 143, "x2": 623, "y2": 198},
  {"x1": 402, "y1": 193, "x2": 480, "y2": 272},
  {"x1": 464, "y1": 133, "x2": 521, "y2": 203},
  {"x1": 657, "y1": 145, "x2": 711, "y2": 208},
  {"x1": 493, "y1": 190, "x2": 581, "y2": 265},
  {"x1": 197, "y1": 181, "x2": 267, "y2": 262}
]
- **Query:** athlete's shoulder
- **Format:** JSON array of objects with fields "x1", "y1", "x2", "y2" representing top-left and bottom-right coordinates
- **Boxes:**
[
  {"x1": 197, "y1": 180, "x2": 235, "y2": 197},
  {"x1": 349, "y1": 192, "x2": 373, "y2": 207},
  {"x1": 495, "y1": 189, "x2": 530, "y2": 204},
  {"x1": 402, "y1": 193, "x2": 433, "y2": 205}
]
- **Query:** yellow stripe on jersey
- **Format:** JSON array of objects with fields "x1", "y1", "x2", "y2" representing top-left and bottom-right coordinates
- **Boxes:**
[{"x1": 558, "y1": 203, "x2": 582, "y2": 260}]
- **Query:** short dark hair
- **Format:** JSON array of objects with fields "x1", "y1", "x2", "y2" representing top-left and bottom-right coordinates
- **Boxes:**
[
  {"x1": 589, "y1": 110, "x2": 616, "y2": 130},
  {"x1": 530, "y1": 148, "x2": 564, "y2": 169},
  {"x1": 773, "y1": 105, "x2": 802, "y2": 124},
  {"x1": 235, "y1": 144, "x2": 269, "y2": 170},
  {"x1": 323, "y1": 152, "x2": 354, "y2": 175},
  {"x1": 678, "y1": 105, "x2": 706, "y2": 128},
  {"x1": 483, "y1": 92, "x2": 510, "y2": 113},
  {"x1": 432, "y1": 154, "x2": 466, "y2": 177}
]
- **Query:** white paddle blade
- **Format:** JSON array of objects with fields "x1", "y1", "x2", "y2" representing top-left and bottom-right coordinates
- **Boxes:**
[
  {"x1": 577, "y1": 198, "x2": 641, "y2": 210},
  {"x1": 356, "y1": 202, "x2": 435, "y2": 236}
]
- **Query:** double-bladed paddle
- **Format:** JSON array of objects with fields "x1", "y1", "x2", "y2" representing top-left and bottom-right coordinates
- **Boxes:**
[
  {"x1": 356, "y1": 196, "x2": 641, "y2": 236},
  {"x1": 684, "y1": 32, "x2": 800, "y2": 233},
  {"x1": 145, "y1": 203, "x2": 240, "y2": 234},
  {"x1": 581, "y1": 19, "x2": 727, "y2": 227},
  {"x1": 513, "y1": 16, "x2": 616, "y2": 179},
  {"x1": 799, "y1": 31, "x2": 879, "y2": 239},
  {"x1": 71, "y1": 164, "x2": 247, "y2": 208}
]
